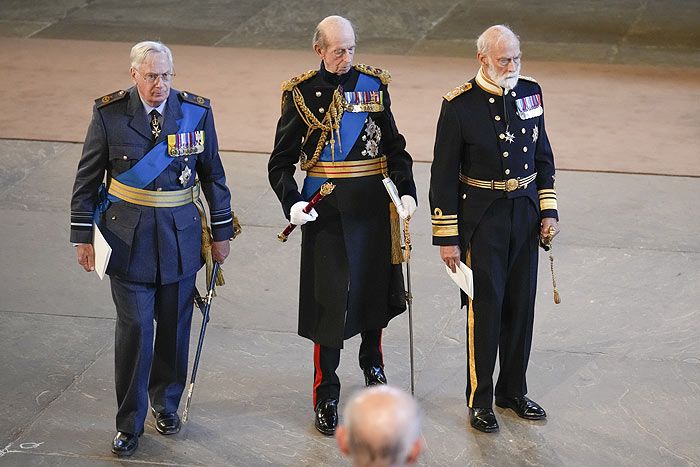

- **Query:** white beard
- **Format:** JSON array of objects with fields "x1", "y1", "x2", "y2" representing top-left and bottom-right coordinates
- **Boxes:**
[{"x1": 486, "y1": 64, "x2": 520, "y2": 91}]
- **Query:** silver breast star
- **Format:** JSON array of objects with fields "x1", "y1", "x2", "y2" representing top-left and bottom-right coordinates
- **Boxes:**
[{"x1": 505, "y1": 131, "x2": 515, "y2": 143}]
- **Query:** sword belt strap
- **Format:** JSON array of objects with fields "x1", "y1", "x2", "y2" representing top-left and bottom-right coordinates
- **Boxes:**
[
  {"x1": 108, "y1": 178, "x2": 200, "y2": 207},
  {"x1": 459, "y1": 172, "x2": 537, "y2": 192},
  {"x1": 306, "y1": 156, "x2": 387, "y2": 178}
]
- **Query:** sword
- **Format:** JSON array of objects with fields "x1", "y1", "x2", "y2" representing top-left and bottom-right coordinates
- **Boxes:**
[
  {"x1": 182, "y1": 261, "x2": 220, "y2": 424},
  {"x1": 277, "y1": 182, "x2": 335, "y2": 242},
  {"x1": 402, "y1": 217, "x2": 416, "y2": 396},
  {"x1": 540, "y1": 226, "x2": 561, "y2": 304}
]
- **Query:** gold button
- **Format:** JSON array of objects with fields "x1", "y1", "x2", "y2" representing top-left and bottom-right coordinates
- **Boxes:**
[
  {"x1": 521, "y1": 128, "x2": 526, "y2": 134},
  {"x1": 315, "y1": 91, "x2": 322, "y2": 97},
  {"x1": 319, "y1": 107, "x2": 325, "y2": 114},
  {"x1": 499, "y1": 133, "x2": 505, "y2": 140},
  {"x1": 503, "y1": 151, "x2": 509, "y2": 157},
  {"x1": 462, "y1": 193, "x2": 467, "y2": 199},
  {"x1": 122, "y1": 155, "x2": 128, "y2": 160},
  {"x1": 494, "y1": 115, "x2": 501, "y2": 121},
  {"x1": 523, "y1": 146, "x2": 528, "y2": 152},
  {"x1": 524, "y1": 164, "x2": 529, "y2": 169},
  {"x1": 489, "y1": 98, "x2": 495, "y2": 104},
  {"x1": 511, "y1": 91, "x2": 516, "y2": 97},
  {"x1": 505, "y1": 169, "x2": 510, "y2": 175},
  {"x1": 156, "y1": 187, "x2": 162, "y2": 191}
]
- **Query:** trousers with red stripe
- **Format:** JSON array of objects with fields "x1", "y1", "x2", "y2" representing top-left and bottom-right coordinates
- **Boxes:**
[{"x1": 313, "y1": 330, "x2": 383, "y2": 406}]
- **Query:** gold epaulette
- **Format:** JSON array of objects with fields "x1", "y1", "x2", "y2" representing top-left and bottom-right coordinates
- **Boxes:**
[
  {"x1": 431, "y1": 208, "x2": 459, "y2": 237},
  {"x1": 443, "y1": 82, "x2": 472, "y2": 101},
  {"x1": 180, "y1": 91, "x2": 210, "y2": 107},
  {"x1": 354, "y1": 64, "x2": 391, "y2": 85},
  {"x1": 519, "y1": 75, "x2": 538, "y2": 83},
  {"x1": 281, "y1": 69, "x2": 318, "y2": 92},
  {"x1": 95, "y1": 90, "x2": 127, "y2": 108}
]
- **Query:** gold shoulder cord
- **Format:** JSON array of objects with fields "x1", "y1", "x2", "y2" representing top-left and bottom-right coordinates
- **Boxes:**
[{"x1": 291, "y1": 86, "x2": 345, "y2": 171}]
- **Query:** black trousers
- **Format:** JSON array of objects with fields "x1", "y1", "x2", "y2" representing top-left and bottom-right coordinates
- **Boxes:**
[
  {"x1": 313, "y1": 329, "x2": 383, "y2": 406},
  {"x1": 110, "y1": 274, "x2": 196, "y2": 434},
  {"x1": 465, "y1": 197, "x2": 539, "y2": 409}
]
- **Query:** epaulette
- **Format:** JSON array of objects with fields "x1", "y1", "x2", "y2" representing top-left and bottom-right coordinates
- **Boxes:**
[
  {"x1": 518, "y1": 75, "x2": 538, "y2": 83},
  {"x1": 354, "y1": 64, "x2": 391, "y2": 85},
  {"x1": 180, "y1": 91, "x2": 210, "y2": 107},
  {"x1": 281, "y1": 70, "x2": 318, "y2": 92},
  {"x1": 95, "y1": 90, "x2": 127, "y2": 108},
  {"x1": 443, "y1": 82, "x2": 472, "y2": 101}
]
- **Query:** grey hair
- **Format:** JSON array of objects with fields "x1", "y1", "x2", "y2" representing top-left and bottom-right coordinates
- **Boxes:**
[
  {"x1": 130, "y1": 41, "x2": 173, "y2": 70},
  {"x1": 344, "y1": 386, "x2": 422, "y2": 467},
  {"x1": 312, "y1": 15, "x2": 355, "y2": 49},
  {"x1": 476, "y1": 24, "x2": 520, "y2": 55}
]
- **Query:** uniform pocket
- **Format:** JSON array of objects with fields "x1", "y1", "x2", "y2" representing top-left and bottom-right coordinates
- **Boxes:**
[
  {"x1": 109, "y1": 145, "x2": 143, "y2": 175},
  {"x1": 104, "y1": 202, "x2": 141, "y2": 247},
  {"x1": 172, "y1": 203, "x2": 202, "y2": 271}
]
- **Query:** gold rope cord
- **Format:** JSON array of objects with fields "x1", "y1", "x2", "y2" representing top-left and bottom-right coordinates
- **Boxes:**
[
  {"x1": 195, "y1": 199, "x2": 225, "y2": 291},
  {"x1": 292, "y1": 86, "x2": 345, "y2": 171}
]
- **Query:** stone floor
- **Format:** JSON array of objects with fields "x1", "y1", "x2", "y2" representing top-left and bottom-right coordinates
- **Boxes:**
[{"x1": 0, "y1": 1, "x2": 699, "y2": 465}]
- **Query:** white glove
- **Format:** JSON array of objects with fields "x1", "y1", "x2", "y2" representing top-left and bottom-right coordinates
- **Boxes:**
[
  {"x1": 397, "y1": 195, "x2": 417, "y2": 220},
  {"x1": 290, "y1": 201, "x2": 318, "y2": 226}
]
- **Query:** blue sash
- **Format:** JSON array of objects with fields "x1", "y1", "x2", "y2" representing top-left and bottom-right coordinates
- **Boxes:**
[
  {"x1": 301, "y1": 73, "x2": 381, "y2": 200},
  {"x1": 95, "y1": 101, "x2": 206, "y2": 221}
]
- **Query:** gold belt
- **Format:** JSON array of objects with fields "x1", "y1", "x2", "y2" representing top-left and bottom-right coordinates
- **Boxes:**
[
  {"x1": 306, "y1": 156, "x2": 387, "y2": 178},
  {"x1": 459, "y1": 172, "x2": 537, "y2": 192},
  {"x1": 108, "y1": 178, "x2": 200, "y2": 207}
]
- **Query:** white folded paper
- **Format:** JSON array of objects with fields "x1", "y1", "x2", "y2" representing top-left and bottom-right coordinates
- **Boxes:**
[
  {"x1": 445, "y1": 262, "x2": 474, "y2": 299},
  {"x1": 382, "y1": 177, "x2": 404, "y2": 212},
  {"x1": 93, "y1": 222, "x2": 112, "y2": 280}
]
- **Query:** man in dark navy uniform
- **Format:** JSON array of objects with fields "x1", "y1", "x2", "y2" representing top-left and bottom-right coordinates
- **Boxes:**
[
  {"x1": 429, "y1": 25, "x2": 560, "y2": 433},
  {"x1": 268, "y1": 16, "x2": 416, "y2": 436},
  {"x1": 70, "y1": 41, "x2": 236, "y2": 456}
]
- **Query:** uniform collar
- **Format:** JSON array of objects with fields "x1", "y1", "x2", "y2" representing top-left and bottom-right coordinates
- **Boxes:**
[
  {"x1": 139, "y1": 93, "x2": 167, "y2": 116},
  {"x1": 476, "y1": 67, "x2": 503, "y2": 96},
  {"x1": 319, "y1": 61, "x2": 352, "y2": 86}
]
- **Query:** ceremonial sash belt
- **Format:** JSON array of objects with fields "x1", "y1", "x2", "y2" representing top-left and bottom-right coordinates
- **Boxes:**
[
  {"x1": 306, "y1": 156, "x2": 387, "y2": 179},
  {"x1": 108, "y1": 178, "x2": 200, "y2": 208},
  {"x1": 459, "y1": 172, "x2": 537, "y2": 192}
]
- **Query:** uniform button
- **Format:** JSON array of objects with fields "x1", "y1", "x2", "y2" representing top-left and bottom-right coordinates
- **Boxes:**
[
  {"x1": 193, "y1": 216, "x2": 197, "y2": 220},
  {"x1": 489, "y1": 97, "x2": 495, "y2": 104},
  {"x1": 156, "y1": 187, "x2": 162, "y2": 191},
  {"x1": 362, "y1": 135, "x2": 367, "y2": 141},
  {"x1": 462, "y1": 193, "x2": 467, "y2": 199},
  {"x1": 319, "y1": 107, "x2": 325, "y2": 114},
  {"x1": 505, "y1": 169, "x2": 511, "y2": 175},
  {"x1": 184, "y1": 157, "x2": 189, "y2": 162},
  {"x1": 523, "y1": 146, "x2": 528, "y2": 152},
  {"x1": 122, "y1": 155, "x2": 128, "y2": 160},
  {"x1": 315, "y1": 91, "x2": 322, "y2": 97},
  {"x1": 524, "y1": 164, "x2": 529, "y2": 169},
  {"x1": 521, "y1": 128, "x2": 526, "y2": 134},
  {"x1": 494, "y1": 115, "x2": 501, "y2": 121},
  {"x1": 111, "y1": 216, "x2": 116, "y2": 220},
  {"x1": 511, "y1": 91, "x2": 516, "y2": 97},
  {"x1": 499, "y1": 133, "x2": 505, "y2": 140},
  {"x1": 503, "y1": 151, "x2": 509, "y2": 157}
]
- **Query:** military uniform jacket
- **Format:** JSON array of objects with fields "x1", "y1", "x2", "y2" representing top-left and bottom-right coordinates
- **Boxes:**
[
  {"x1": 70, "y1": 87, "x2": 234, "y2": 285},
  {"x1": 429, "y1": 68, "x2": 558, "y2": 247},
  {"x1": 268, "y1": 63, "x2": 416, "y2": 348}
]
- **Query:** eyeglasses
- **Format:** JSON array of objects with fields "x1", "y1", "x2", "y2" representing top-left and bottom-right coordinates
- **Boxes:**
[{"x1": 136, "y1": 71, "x2": 175, "y2": 83}]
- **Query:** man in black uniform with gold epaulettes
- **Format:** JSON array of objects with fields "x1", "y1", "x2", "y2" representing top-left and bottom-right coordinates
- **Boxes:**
[
  {"x1": 268, "y1": 15, "x2": 416, "y2": 436},
  {"x1": 429, "y1": 25, "x2": 560, "y2": 433}
]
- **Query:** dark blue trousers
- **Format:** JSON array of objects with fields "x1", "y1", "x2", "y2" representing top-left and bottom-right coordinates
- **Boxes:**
[
  {"x1": 110, "y1": 273, "x2": 196, "y2": 434},
  {"x1": 465, "y1": 197, "x2": 539, "y2": 409}
]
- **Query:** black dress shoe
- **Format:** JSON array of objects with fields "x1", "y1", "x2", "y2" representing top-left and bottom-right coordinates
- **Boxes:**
[
  {"x1": 152, "y1": 409, "x2": 181, "y2": 435},
  {"x1": 314, "y1": 399, "x2": 338, "y2": 435},
  {"x1": 363, "y1": 366, "x2": 387, "y2": 386},
  {"x1": 495, "y1": 395, "x2": 547, "y2": 420},
  {"x1": 469, "y1": 408, "x2": 499, "y2": 433},
  {"x1": 111, "y1": 431, "x2": 139, "y2": 456}
]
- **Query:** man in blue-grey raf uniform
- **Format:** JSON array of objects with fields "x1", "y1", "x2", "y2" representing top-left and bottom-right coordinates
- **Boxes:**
[
  {"x1": 70, "y1": 41, "x2": 238, "y2": 456},
  {"x1": 429, "y1": 25, "x2": 560, "y2": 433},
  {"x1": 268, "y1": 16, "x2": 417, "y2": 436}
]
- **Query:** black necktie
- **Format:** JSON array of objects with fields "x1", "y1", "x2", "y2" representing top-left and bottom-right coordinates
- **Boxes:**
[{"x1": 150, "y1": 109, "x2": 162, "y2": 139}]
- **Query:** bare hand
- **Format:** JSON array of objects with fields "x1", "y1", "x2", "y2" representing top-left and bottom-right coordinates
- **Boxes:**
[
  {"x1": 76, "y1": 243, "x2": 95, "y2": 272},
  {"x1": 540, "y1": 218, "x2": 560, "y2": 241},
  {"x1": 211, "y1": 240, "x2": 230, "y2": 264},
  {"x1": 440, "y1": 245, "x2": 461, "y2": 273}
]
